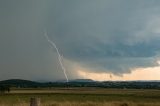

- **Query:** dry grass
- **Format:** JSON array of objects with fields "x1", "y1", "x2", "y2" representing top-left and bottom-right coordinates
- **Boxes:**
[
  {"x1": 0, "y1": 101, "x2": 160, "y2": 106},
  {"x1": 0, "y1": 88, "x2": 160, "y2": 106},
  {"x1": 45, "y1": 101, "x2": 160, "y2": 106}
]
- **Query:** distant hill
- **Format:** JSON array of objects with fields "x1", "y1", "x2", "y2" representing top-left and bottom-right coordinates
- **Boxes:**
[
  {"x1": 0, "y1": 79, "x2": 38, "y2": 84},
  {"x1": 70, "y1": 79, "x2": 94, "y2": 82},
  {"x1": 53, "y1": 79, "x2": 94, "y2": 83},
  {"x1": 0, "y1": 79, "x2": 41, "y2": 88},
  {"x1": 0, "y1": 79, "x2": 160, "y2": 89}
]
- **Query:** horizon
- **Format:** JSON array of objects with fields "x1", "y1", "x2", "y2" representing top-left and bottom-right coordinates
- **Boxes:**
[{"x1": 1, "y1": 78, "x2": 160, "y2": 83}]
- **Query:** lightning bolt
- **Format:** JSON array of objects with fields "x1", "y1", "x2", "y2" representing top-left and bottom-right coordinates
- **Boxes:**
[{"x1": 44, "y1": 31, "x2": 69, "y2": 82}]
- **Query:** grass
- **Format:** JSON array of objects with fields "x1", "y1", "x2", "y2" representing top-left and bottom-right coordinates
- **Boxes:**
[{"x1": 0, "y1": 88, "x2": 160, "y2": 106}]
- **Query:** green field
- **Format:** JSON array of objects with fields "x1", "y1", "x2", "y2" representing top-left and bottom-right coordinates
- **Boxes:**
[{"x1": 0, "y1": 88, "x2": 160, "y2": 106}]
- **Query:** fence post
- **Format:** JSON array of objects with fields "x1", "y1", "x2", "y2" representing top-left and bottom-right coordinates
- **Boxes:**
[{"x1": 30, "y1": 98, "x2": 40, "y2": 106}]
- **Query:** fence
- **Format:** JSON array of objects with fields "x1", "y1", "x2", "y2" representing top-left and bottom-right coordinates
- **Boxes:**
[{"x1": 30, "y1": 98, "x2": 40, "y2": 106}]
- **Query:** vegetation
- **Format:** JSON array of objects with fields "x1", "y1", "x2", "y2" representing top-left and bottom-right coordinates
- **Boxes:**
[
  {"x1": 0, "y1": 88, "x2": 160, "y2": 106},
  {"x1": 0, "y1": 79, "x2": 160, "y2": 106},
  {"x1": 0, "y1": 79, "x2": 160, "y2": 89},
  {"x1": 0, "y1": 85, "x2": 10, "y2": 93}
]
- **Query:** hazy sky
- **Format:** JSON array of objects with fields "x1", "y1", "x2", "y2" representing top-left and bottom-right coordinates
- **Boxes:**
[{"x1": 0, "y1": 0, "x2": 160, "y2": 81}]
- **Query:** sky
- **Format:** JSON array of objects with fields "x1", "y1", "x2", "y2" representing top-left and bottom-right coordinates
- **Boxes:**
[{"x1": 0, "y1": 0, "x2": 160, "y2": 81}]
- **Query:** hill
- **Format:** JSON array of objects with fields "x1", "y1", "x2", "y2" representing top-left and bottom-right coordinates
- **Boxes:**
[
  {"x1": 0, "y1": 79, "x2": 41, "y2": 88},
  {"x1": 0, "y1": 79, "x2": 160, "y2": 89}
]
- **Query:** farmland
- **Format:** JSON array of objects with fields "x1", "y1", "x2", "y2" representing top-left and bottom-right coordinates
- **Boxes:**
[{"x1": 0, "y1": 88, "x2": 160, "y2": 106}]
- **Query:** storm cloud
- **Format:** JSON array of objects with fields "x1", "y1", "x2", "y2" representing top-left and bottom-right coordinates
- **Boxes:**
[{"x1": 0, "y1": 0, "x2": 160, "y2": 81}]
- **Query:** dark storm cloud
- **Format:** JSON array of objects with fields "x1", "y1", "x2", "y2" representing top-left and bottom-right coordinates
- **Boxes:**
[
  {"x1": 0, "y1": 0, "x2": 78, "y2": 81},
  {"x1": 46, "y1": 0, "x2": 160, "y2": 74},
  {"x1": 1, "y1": 0, "x2": 160, "y2": 81}
]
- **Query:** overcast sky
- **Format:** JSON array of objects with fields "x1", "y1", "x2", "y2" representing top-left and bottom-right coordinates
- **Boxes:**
[{"x1": 0, "y1": 0, "x2": 160, "y2": 81}]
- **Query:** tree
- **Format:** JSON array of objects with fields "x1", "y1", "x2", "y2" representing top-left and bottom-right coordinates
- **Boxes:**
[{"x1": 0, "y1": 85, "x2": 10, "y2": 93}]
